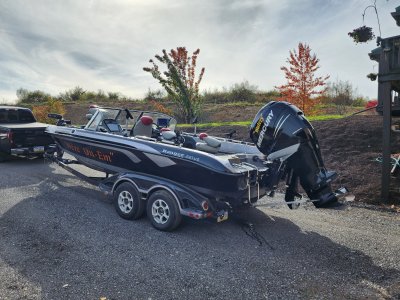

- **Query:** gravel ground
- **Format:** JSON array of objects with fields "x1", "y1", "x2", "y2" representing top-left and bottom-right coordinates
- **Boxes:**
[{"x1": 0, "y1": 158, "x2": 399, "y2": 299}]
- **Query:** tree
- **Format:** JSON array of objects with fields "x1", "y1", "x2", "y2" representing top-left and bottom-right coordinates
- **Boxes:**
[
  {"x1": 16, "y1": 88, "x2": 52, "y2": 104},
  {"x1": 58, "y1": 86, "x2": 86, "y2": 102},
  {"x1": 275, "y1": 43, "x2": 329, "y2": 115},
  {"x1": 325, "y1": 80, "x2": 357, "y2": 115},
  {"x1": 32, "y1": 98, "x2": 66, "y2": 124},
  {"x1": 143, "y1": 47, "x2": 205, "y2": 123},
  {"x1": 229, "y1": 80, "x2": 258, "y2": 103}
]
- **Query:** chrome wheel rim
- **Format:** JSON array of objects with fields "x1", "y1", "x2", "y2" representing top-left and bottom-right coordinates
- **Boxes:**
[
  {"x1": 151, "y1": 199, "x2": 170, "y2": 224},
  {"x1": 118, "y1": 191, "x2": 134, "y2": 214}
]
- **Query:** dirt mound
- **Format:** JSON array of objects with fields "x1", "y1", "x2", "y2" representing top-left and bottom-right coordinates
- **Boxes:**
[
  {"x1": 188, "y1": 115, "x2": 400, "y2": 205},
  {"x1": 314, "y1": 115, "x2": 400, "y2": 205}
]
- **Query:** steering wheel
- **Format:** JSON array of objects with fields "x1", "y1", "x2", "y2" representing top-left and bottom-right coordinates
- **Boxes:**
[{"x1": 151, "y1": 123, "x2": 161, "y2": 138}]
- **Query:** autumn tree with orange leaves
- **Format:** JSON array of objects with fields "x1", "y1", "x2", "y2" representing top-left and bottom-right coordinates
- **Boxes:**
[
  {"x1": 275, "y1": 43, "x2": 329, "y2": 115},
  {"x1": 144, "y1": 47, "x2": 205, "y2": 123},
  {"x1": 32, "y1": 98, "x2": 65, "y2": 124}
]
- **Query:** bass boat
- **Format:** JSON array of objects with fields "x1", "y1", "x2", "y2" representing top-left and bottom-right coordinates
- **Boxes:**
[{"x1": 45, "y1": 102, "x2": 345, "y2": 231}]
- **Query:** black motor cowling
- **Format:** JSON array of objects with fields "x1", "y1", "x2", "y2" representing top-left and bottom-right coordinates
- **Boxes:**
[{"x1": 250, "y1": 101, "x2": 338, "y2": 207}]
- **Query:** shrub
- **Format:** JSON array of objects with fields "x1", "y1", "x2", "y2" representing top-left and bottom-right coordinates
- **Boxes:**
[
  {"x1": 201, "y1": 89, "x2": 229, "y2": 103},
  {"x1": 16, "y1": 88, "x2": 52, "y2": 104},
  {"x1": 149, "y1": 99, "x2": 172, "y2": 116},
  {"x1": 353, "y1": 96, "x2": 367, "y2": 107},
  {"x1": 365, "y1": 99, "x2": 378, "y2": 109},
  {"x1": 32, "y1": 99, "x2": 66, "y2": 124},
  {"x1": 144, "y1": 89, "x2": 167, "y2": 102},
  {"x1": 107, "y1": 92, "x2": 121, "y2": 100},
  {"x1": 228, "y1": 81, "x2": 257, "y2": 103},
  {"x1": 58, "y1": 86, "x2": 86, "y2": 102}
]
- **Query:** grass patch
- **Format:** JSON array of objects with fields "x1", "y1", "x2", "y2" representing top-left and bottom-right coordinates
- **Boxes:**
[
  {"x1": 204, "y1": 101, "x2": 267, "y2": 108},
  {"x1": 178, "y1": 121, "x2": 252, "y2": 128},
  {"x1": 178, "y1": 114, "x2": 344, "y2": 128},
  {"x1": 307, "y1": 114, "x2": 343, "y2": 121}
]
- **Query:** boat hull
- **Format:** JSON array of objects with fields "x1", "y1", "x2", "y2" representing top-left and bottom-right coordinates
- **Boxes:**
[{"x1": 49, "y1": 129, "x2": 265, "y2": 202}]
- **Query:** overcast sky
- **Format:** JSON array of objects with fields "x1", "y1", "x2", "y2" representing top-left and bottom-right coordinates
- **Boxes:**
[{"x1": 0, "y1": 0, "x2": 399, "y2": 103}]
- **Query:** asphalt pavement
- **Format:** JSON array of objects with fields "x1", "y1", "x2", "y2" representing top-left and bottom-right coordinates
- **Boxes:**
[{"x1": 0, "y1": 157, "x2": 399, "y2": 299}]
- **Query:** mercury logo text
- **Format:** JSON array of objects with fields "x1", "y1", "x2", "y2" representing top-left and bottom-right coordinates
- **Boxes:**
[{"x1": 257, "y1": 110, "x2": 274, "y2": 147}]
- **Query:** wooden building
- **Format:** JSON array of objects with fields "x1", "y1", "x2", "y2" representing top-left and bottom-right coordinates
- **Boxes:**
[{"x1": 369, "y1": 6, "x2": 400, "y2": 200}]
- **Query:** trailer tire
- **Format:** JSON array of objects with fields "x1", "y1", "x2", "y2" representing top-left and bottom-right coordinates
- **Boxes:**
[
  {"x1": 114, "y1": 182, "x2": 144, "y2": 220},
  {"x1": 147, "y1": 190, "x2": 181, "y2": 231}
]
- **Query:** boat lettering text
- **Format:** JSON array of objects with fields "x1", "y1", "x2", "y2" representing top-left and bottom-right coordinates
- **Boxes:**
[
  {"x1": 65, "y1": 142, "x2": 81, "y2": 154},
  {"x1": 257, "y1": 110, "x2": 274, "y2": 148},
  {"x1": 82, "y1": 148, "x2": 114, "y2": 163},
  {"x1": 65, "y1": 142, "x2": 114, "y2": 163},
  {"x1": 254, "y1": 117, "x2": 264, "y2": 134},
  {"x1": 162, "y1": 149, "x2": 200, "y2": 162},
  {"x1": 184, "y1": 154, "x2": 200, "y2": 162}
]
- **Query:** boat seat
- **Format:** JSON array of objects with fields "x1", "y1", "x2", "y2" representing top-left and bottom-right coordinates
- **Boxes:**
[
  {"x1": 133, "y1": 115, "x2": 153, "y2": 137},
  {"x1": 161, "y1": 128, "x2": 176, "y2": 141},
  {"x1": 196, "y1": 133, "x2": 221, "y2": 154},
  {"x1": 196, "y1": 142, "x2": 220, "y2": 153}
]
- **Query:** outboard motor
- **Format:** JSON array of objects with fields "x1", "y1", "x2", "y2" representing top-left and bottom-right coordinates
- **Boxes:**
[{"x1": 250, "y1": 101, "x2": 338, "y2": 208}]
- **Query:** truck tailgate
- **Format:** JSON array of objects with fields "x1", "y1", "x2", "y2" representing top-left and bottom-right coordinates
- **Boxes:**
[{"x1": 11, "y1": 127, "x2": 54, "y2": 148}]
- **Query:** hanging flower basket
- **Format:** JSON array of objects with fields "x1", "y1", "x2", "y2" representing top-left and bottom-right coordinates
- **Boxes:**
[
  {"x1": 348, "y1": 26, "x2": 375, "y2": 43},
  {"x1": 367, "y1": 73, "x2": 378, "y2": 81}
]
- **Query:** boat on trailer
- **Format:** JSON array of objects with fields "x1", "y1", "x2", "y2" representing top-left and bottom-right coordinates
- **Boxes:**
[{"x1": 45, "y1": 101, "x2": 346, "y2": 231}]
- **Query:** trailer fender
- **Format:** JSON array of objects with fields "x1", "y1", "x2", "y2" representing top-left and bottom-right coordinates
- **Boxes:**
[{"x1": 146, "y1": 185, "x2": 182, "y2": 211}]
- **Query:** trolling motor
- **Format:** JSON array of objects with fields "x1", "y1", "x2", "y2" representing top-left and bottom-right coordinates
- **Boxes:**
[
  {"x1": 48, "y1": 113, "x2": 71, "y2": 127},
  {"x1": 249, "y1": 101, "x2": 340, "y2": 208}
]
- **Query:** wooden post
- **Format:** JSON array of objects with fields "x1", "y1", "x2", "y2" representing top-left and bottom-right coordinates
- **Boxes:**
[
  {"x1": 380, "y1": 82, "x2": 392, "y2": 201},
  {"x1": 378, "y1": 44, "x2": 392, "y2": 202}
]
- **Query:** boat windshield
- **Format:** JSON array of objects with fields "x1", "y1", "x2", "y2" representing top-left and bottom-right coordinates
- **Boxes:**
[
  {"x1": 85, "y1": 108, "x2": 177, "y2": 132},
  {"x1": 132, "y1": 111, "x2": 177, "y2": 131}
]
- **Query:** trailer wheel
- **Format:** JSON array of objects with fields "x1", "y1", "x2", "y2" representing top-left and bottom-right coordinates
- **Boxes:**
[
  {"x1": 114, "y1": 182, "x2": 144, "y2": 220},
  {"x1": 147, "y1": 190, "x2": 181, "y2": 231}
]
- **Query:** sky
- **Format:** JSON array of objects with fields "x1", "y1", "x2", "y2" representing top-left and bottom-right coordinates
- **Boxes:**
[{"x1": 1, "y1": 0, "x2": 400, "y2": 104}]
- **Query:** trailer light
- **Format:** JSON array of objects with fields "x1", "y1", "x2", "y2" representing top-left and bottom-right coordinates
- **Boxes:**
[{"x1": 201, "y1": 201, "x2": 209, "y2": 211}]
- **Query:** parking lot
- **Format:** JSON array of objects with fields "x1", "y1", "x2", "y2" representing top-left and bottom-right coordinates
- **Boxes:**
[{"x1": 0, "y1": 158, "x2": 399, "y2": 299}]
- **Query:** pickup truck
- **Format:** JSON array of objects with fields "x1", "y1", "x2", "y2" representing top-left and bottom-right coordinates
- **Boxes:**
[{"x1": 0, "y1": 106, "x2": 54, "y2": 162}]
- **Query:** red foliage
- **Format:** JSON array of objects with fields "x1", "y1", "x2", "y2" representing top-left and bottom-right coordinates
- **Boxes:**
[
  {"x1": 365, "y1": 99, "x2": 378, "y2": 109},
  {"x1": 149, "y1": 99, "x2": 172, "y2": 116},
  {"x1": 32, "y1": 99, "x2": 65, "y2": 124},
  {"x1": 144, "y1": 47, "x2": 205, "y2": 122},
  {"x1": 275, "y1": 43, "x2": 329, "y2": 115},
  {"x1": 169, "y1": 47, "x2": 205, "y2": 94}
]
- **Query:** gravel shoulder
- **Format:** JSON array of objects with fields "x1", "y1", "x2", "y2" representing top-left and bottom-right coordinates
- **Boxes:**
[{"x1": 0, "y1": 158, "x2": 399, "y2": 299}]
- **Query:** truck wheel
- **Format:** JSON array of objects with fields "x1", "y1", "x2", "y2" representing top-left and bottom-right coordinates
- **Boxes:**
[
  {"x1": 114, "y1": 182, "x2": 144, "y2": 220},
  {"x1": 147, "y1": 190, "x2": 182, "y2": 231}
]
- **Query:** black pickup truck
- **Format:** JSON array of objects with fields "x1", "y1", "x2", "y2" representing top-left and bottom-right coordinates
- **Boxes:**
[{"x1": 0, "y1": 106, "x2": 54, "y2": 161}]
